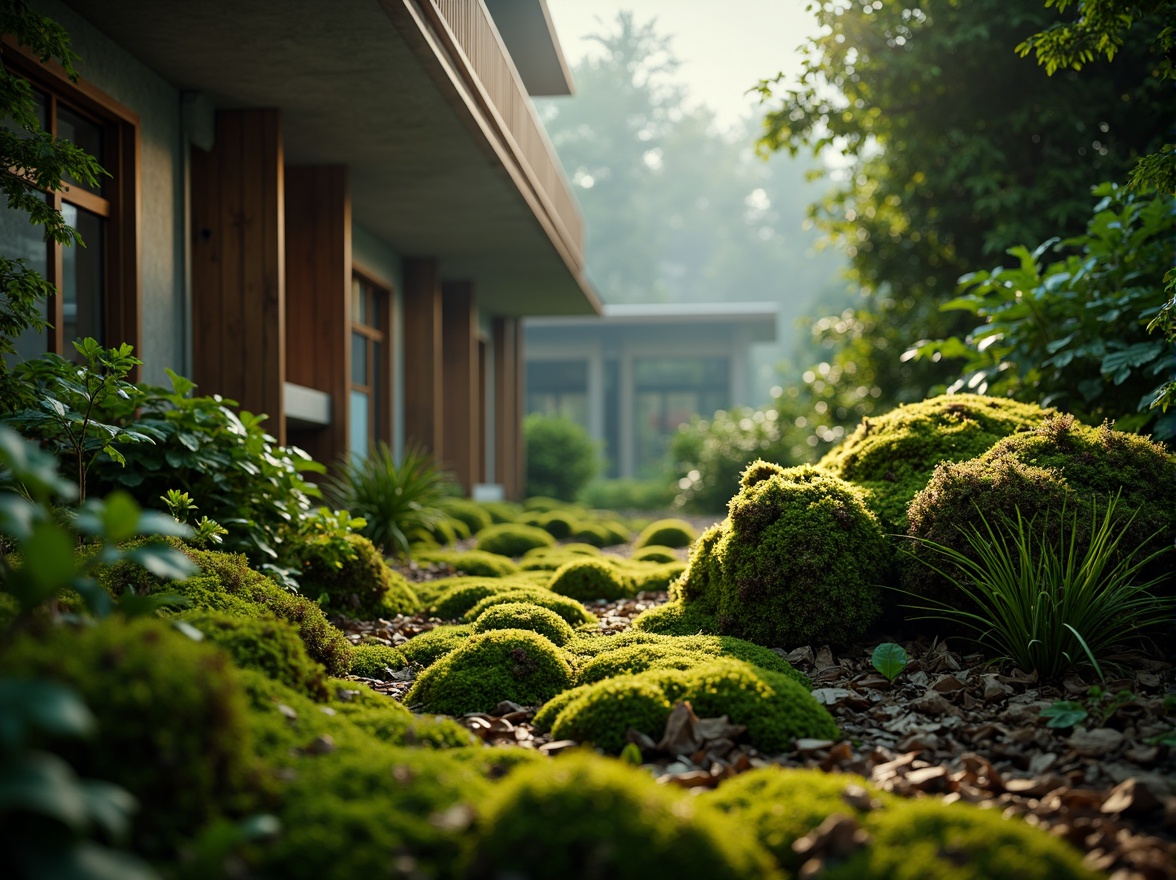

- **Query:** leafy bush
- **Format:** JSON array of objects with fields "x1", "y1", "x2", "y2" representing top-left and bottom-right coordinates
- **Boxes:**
[
  {"x1": 634, "y1": 517, "x2": 697, "y2": 549},
  {"x1": 405, "y1": 629, "x2": 573, "y2": 714},
  {"x1": 298, "y1": 533, "x2": 421, "y2": 619},
  {"x1": 817, "y1": 393, "x2": 1052, "y2": 529},
  {"x1": 548, "y1": 557, "x2": 631, "y2": 602},
  {"x1": 910, "y1": 184, "x2": 1176, "y2": 439},
  {"x1": 324, "y1": 442, "x2": 454, "y2": 556},
  {"x1": 901, "y1": 495, "x2": 1174, "y2": 679},
  {"x1": 466, "y1": 753, "x2": 782, "y2": 880},
  {"x1": 471, "y1": 601, "x2": 576, "y2": 647},
  {"x1": 474, "y1": 522, "x2": 556, "y2": 557},
  {"x1": 524, "y1": 414, "x2": 599, "y2": 501}
]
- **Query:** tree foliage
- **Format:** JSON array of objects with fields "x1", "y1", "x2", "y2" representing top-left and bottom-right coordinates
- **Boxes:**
[{"x1": 755, "y1": 0, "x2": 1176, "y2": 419}]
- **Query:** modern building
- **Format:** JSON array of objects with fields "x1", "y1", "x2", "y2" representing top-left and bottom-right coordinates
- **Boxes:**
[
  {"x1": 524, "y1": 302, "x2": 778, "y2": 478},
  {"x1": 2, "y1": 0, "x2": 599, "y2": 498}
]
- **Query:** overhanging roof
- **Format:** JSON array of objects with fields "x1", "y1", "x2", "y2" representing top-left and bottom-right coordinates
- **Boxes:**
[
  {"x1": 527, "y1": 301, "x2": 779, "y2": 344},
  {"x1": 62, "y1": 0, "x2": 598, "y2": 317},
  {"x1": 484, "y1": 0, "x2": 574, "y2": 96}
]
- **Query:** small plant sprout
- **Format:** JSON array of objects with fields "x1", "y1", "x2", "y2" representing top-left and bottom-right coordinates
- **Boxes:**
[
  {"x1": 1040, "y1": 701, "x2": 1088, "y2": 729},
  {"x1": 871, "y1": 642, "x2": 909, "y2": 682}
]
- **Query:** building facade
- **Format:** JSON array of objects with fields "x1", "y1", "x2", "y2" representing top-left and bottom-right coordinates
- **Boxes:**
[{"x1": 2, "y1": 0, "x2": 599, "y2": 497}]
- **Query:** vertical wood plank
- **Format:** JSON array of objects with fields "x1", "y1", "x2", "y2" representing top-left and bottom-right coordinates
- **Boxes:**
[
  {"x1": 402, "y1": 258, "x2": 444, "y2": 458},
  {"x1": 441, "y1": 280, "x2": 478, "y2": 494}
]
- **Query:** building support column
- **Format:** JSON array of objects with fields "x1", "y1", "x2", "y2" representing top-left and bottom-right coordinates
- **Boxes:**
[
  {"x1": 441, "y1": 281, "x2": 479, "y2": 494},
  {"x1": 190, "y1": 108, "x2": 286, "y2": 441},
  {"x1": 402, "y1": 258, "x2": 444, "y2": 458},
  {"x1": 618, "y1": 351, "x2": 635, "y2": 479},
  {"x1": 494, "y1": 316, "x2": 524, "y2": 499}
]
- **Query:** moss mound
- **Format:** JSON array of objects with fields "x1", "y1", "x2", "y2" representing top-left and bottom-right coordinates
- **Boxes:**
[
  {"x1": 463, "y1": 589, "x2": 596, "y2": 628},
  {"x1": 441, "y1": 498, "x2": 494, "y2": 534},
  {"x1": 630, "y1": 545, "x2": 679, "y2": 563},
  {"x1": 466, "y1": 753, "x2": 782, "y2": 880},
  {"x1": 817, "y1": 393, "x2": 1053, "y2": 529},
  {"x1": 399, "y1": 624, "x2": 474, "y2": 668},
  {"x1": 522, "y1": 495, "x2": 569, "y2": 512},
  {"x1": 299, "y1": 533, "x2": 421, "y2": 618},
  {"x1": 519, "y1": 544, "x2": 603, "y2": 571},
  {"x1": 2, "y1": 618, "x2": 253, "y2": 854},
  {"x1": 537, "y1": 509, "x2": 581, "y2": 539},
  {"x1": 705, "y1": 767, "x2": 893, "y2": 873},
  {"x1": 472, "y1": 601, "x2": 576, "y2": 647},
  {"x1": 671, "y1": 464, "x2": 888, "y2": 648},
  {"x1": 475, "y1": 523, "x2": 557, "y2": 557},
  {"x1": 543, "y1": 659, "x2": 837, "y2": 755},
  {"x1": 416, "y1": 548, "x2": 519, "y2": 578},
  {"x1": 548, "y1": 557, "x2": 632, "y2": 602},
  {"x1": 903, "y1": 415, "x2": 1176, "y2": 605},
  {"x1": 624, "y1": 559, "x2": 687, "y2": 592},
  {"x1": 348, "y1": 643, "x2": 407, "y2": 679},
  {"x1": 96, "y1": 543, "x2": 353, "y2": 676},
  {"x1": 405, "y1": 629, "x2": 574, "y2": 714},
  {"x1": 631, "y1": 598, "x2": 718, "y2": 636},
  {"x1": 181, "y1": 609, "x2": 328, "y2": 699},
  {"x1": 824, "y1": 798, "x2": 1099, "y2": 880},
  {"x1": 634, "y1": 517, "x2": 698, "y2": 549}
]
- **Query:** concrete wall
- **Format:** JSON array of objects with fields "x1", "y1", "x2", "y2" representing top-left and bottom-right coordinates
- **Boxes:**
[{"x1": 35, "y1": 0, "x2": 186, "y2": 385}]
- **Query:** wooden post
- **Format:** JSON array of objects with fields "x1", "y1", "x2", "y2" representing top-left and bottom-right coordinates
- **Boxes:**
[
  {"x1": 442, "y1": 280, "x2": 478, "y2": 494},
  {"x1": 402, "y1": 258, "x2": 444, "y2": 457},
  {"x1": 494, "y1": 316, "x2": 525, "y2": 499}
]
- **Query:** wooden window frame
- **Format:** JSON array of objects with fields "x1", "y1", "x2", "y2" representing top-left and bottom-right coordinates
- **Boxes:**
[
  {"x1": 350, "y1": 268, "x2": 392, "y2": 450},
  {"x1": 3, "y1": 38, "x2": 141, "y2": 359}
]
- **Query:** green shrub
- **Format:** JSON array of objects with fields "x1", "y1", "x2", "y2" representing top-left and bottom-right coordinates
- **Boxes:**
[
  {"x1": 537, "y1": 509, "x2": 581, "y2": 539},
  {"x1": 630, "y1": 545, "x2": 679, "y2": 563},
  {"x1": 548, "y1": 557, "x2": 632, "y2": 602},
  {"x1": 466, "y1": 753, "x2": 782, "y2": 880},
  {"x1": 348, "y1": 643, "x2": 408, "y2": 679},
  {"x1": 579, "y1": 478, "x2": 676, "y2": 511},
  {"x1": 671, "y1": 463, "x2": 888, "y2": 648},
  {"x1": 634, "y1": 517, "x2": 697, "y2": 549},
  {"x1": 463, "y1": 590, "x2": 596, "y2": 628},
  {"x1": 324, "y1": 442, "x2": 454, "y2": 556},
  {"x1": 441, "y1": 498, "x2": 494, "y2": 534},
  {"x1": 631, "y1": 598, "x2": 718, "y2": 636},
  {"x1": 546, "y1": 659, "x2": 837, "y2": 755},
  {"x1": 475, "y1": 522, "x2": 557, "y2": 557},
  {"x1": 817, "y1": 393, "x2": 1052, "y2": 529},
  {"x1": 823, "y1": 798, "x2": 1099, "y2": 880},
  {"x1": 472, "y1": 601, "x2": 576, "y2": 647},
  {"x1": 405, "y1": 629, "x2": 574, "y2": 714},
  {"x1": 181, "y1": 609, "x2": 328, "y2": 699},
  {"x1": 298, "y1": 533, "x2": 420, "y2": 619},
  {"x1": 525, "y1": 414, "x2": 599, "y2": 501},
  {"x1": 2, "y1": 618, "x2": 253, "y2": 854},
  {"x1": 95, "y1": 543, "x2": 353, "y2": 676},
  {"x1": 704, "y1": 767, "x2": 894, "y2": 874},
  {"x1": 416, "y1": 548, "x2": 519, "y2": 578},
  {"x1": 399, "y1": 624, "x2": 474, "y2": 669}
]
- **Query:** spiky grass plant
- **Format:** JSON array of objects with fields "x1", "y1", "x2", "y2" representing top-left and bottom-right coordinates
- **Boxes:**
[
  {"x1": 900, "y1": 494, "x2": 1173, "y2": 680},
  {"x1": 325, "y1": 443, "x2": 454, "y2": 557}
]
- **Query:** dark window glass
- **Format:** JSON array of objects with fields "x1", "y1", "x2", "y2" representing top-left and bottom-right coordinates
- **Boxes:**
[
  {"x1": 61, "y1": 202, "x2": 104, "y2": 351},
  {"x1": 57, "y1": 105, "x2": 104, "y2": 196}
]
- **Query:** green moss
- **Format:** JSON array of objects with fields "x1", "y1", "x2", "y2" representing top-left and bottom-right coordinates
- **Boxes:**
[
  {"x1": 522, "y1": 495, "x2": 570, "y2": 512},
  {"x1": 569, "y1": 522, "x2": 614, "y2": 547},
  {"x1": 671, "y1": 464, "x2": 887, "y2": 648},
  {"x1": 824, "y1": 798, "x2": 1099, "y2": 880},
  {"x1": 550, "y1": 678, "x2": 674, "y2": 752},
  {"x1": 463, "y1": 589, "x2": 596, "y2": 628},
  {"x1": 548, "y1": 557, "x2": 632, "y2": 601},
  {"x1": 537, "y1": 509, "x2": 581, "y2": 539},
  {"x1": 466, "y1": 753, "x2": 783, "y2": 880},
  {"x1": 181, "y1": 609, "x2": 329, "y2": 699},
  {"x1": 2, "y1": 618, "x2": 253, "y2": 855},
  {"x1": 563, "y1": 630, "x2": 672, "y2": 661},
  {"x1": 478, "y1": 500, "x2": 524, "y2": 524},
  {"x1": 634, "y1": 517, "x2": 698, "y2": 549},
  {"x1": 704, "y1": 767, "x2": 893, "y2": 873},
  {"x1": 405, "y1": 629, "x2": 574, "y2": 714},
  {"x1": 545, "y1": 659, "x2": 837, "y2": 755},
  {"x1": 818, "y1": 393, "x2": 1054, "y2": 530},
  {"x1": 623, "y1": 559, "x2": 687, "y2": 592},
  {"x1": 519, "y1": 544, "x2": 602, "y2": 570},
  {"x1": 398, "y1": 624, "x2": 474, "y2": 668},
  {"x1": 448, "y1": 744, "x2": 546, "y2": 779},
  {"x1": 430, "y1": 579, "x2": 535, "y2": 620},
  {"x1": 629, "y1": 545, "x2": 679, "y2": 563},
  {"x1": 299, "y1": 533, "x2": 421, "y2": 619},
  {"x1": 475, "y1": 522, "x2": 557, "y2": 557},
  {"x1": 472, "y1": 601, "x2": 576, "y2": 647},
  {"x1": 631, "y1": 599, "x2": 718, "y2": 636},
  {"x1": 416, "y1": 548, "x2": 520, "y2": 577},
  {"x1": 441, "y1": 498, "x2": 494, "y2": 534},
  {"x1": 348, "y1": 643, "x2": 408, "y2": 679}
]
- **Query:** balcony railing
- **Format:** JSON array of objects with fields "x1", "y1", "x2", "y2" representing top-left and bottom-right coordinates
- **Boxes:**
[{"x1": 421, "y1": 0, "x2": 584, "y2": 267}]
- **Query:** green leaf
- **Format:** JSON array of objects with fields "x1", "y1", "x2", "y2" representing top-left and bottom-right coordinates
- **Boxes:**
[
  {"x1": 0, "y1": 679, "x2": 95, "y2": 749},
  {"x1": 871, "y1": 643, "x2": 909, "y2": 681},
  {"x1": 0, "y1": 751, "x2": 91, "y2": 831},
  {"x1": 22, "y1": 521, "x2": 77, "y2": 594},
  {"x1": 124, "y1": 546, "x2": 199, "y2": 581},
  {"x1": 1040, "y1": 701, "x2": 1088, "y2": 729},
  {"x1": 101, "y1": 491, "x2": 141, "y2": 543},
  {"x1": 619, "y1": 742, "x2": 643, "y2": 765}
]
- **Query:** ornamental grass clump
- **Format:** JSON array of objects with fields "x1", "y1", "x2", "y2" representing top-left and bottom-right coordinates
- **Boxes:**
[{"x1": 901, "y1": 494, "x2": 1175, "y2": 680}]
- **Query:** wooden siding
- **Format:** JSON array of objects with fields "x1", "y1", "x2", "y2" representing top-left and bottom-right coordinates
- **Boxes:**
[
  {"x1": 494, "y1": 316, "x2": 523, "y2": 498},
  {"x1": 402, "y1": 258, "x2": 444, "y2": 456},
  {"x1": 285, "y1": 166, "x2": 351, "y2": 466},
  {"x1": 441, "y1": 280, "x2": 479, "y2": 492},
  {"x1": 191, "y1": 109, "x2": 286, "y2": 441}
]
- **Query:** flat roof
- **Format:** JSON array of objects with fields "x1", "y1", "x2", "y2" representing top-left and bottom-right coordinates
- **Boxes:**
[{"x1": 525, "y1": 301, "x2": 779, "y2": 343}]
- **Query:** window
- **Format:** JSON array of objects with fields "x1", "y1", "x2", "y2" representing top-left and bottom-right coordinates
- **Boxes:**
[
  {"x1": 349, "y1": 274, "x2": 390, "y2": 459},
  {"x1": 0, "y1": 48, "x2": 138, "y2": 361}
]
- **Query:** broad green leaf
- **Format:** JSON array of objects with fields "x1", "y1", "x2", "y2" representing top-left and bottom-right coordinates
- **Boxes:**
[
  {"x1": 871, "y1": 643, "x2": 909, "y2": 681},
  {"x1": 0, "y1": 679, "x2": 95, "y2": 748},
  {"x1": 1040, "y1": 701, "x2": 1088, "y2": 729},
  {"x1": 101, "y1": 491, "x2": 141, "y2": 543},
  {"x1": 22, "y1": 521, "x2": 77, "y2": 592},
  {"x1": 0, "y1": 751, "x2": 90, "y2": 830}
]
